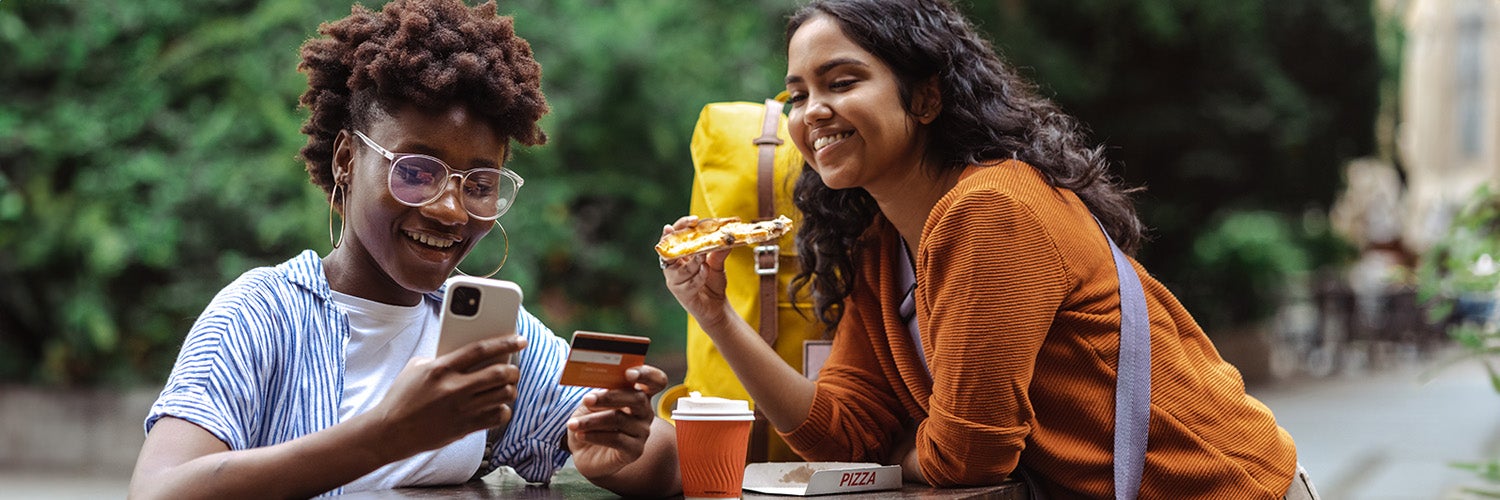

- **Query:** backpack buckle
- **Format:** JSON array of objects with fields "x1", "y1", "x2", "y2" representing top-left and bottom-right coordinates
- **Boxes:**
[{"x1": 754, "y1": 245, "x2": 779, "y2": 275}]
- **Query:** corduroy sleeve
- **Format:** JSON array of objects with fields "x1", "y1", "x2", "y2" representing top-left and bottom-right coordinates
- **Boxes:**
[
  {"x1": 914, "y1": 188, "x2": 1072, "y2": 487},
  {"x1": 780, "y1": 291, "x2": 909, "y2": 462}
]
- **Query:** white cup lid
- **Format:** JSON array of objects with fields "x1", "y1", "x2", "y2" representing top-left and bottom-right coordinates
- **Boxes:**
[{"x1": 672, "y1": 392, "x2": 754, "y2": 420}]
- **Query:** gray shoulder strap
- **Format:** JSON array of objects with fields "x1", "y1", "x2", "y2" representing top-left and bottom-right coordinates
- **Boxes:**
[
  {"x1": 910, "y1": 219, "x2": 1150, "y2": 500},
  {"x1": 1101, "y1": 220, "x2": 1150, "y2": 500}
]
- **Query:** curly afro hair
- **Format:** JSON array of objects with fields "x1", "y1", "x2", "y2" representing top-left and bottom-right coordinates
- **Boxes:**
[{"x1": 296, "y1": 0, "x2": 548, "y2": 195}]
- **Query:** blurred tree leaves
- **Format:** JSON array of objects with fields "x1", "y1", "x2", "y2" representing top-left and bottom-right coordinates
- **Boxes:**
[
  {"x1": 966, "y1": 0, "x2": 1379, "y2": 328},
  {"x1": 1, "y1": 0, "x2": 345, "y2": 385},
  {"x1": 0, "y1": 0, "x2": 1378, "y2": 385},
  {"x1": 0, "y1": 0, "x2": 796, "y2": 386},
  {"x1": 499, "y1": 0, "x2": 794, "y2": 341}
]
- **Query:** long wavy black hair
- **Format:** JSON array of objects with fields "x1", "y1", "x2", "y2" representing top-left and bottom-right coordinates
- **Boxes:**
[{"x1": 787, "y1": 0, "x2": 1145, "y2": 333}]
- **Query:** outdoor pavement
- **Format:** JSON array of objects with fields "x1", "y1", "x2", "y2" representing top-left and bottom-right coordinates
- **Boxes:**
[
  {"x1": 1248, "y1": 347, "x2": 1500, "y2": 499},
  {"x1": 1, "y1": 346, "x2": 1497, "y2": 499}
]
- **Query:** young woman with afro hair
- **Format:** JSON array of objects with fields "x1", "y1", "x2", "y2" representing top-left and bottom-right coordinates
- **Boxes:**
[{"x1": 131, "y1": 1, "x2": 680, "y2": 497}]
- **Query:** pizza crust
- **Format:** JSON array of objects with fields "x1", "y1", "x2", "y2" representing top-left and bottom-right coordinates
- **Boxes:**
[{"x1": 656, "y1": 215, "x2": 794, "y2": 260}]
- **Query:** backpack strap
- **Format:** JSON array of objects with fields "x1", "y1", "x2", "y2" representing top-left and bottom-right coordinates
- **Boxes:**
[
  {"x1": 906, "y1": 218, "x2": 1149, "y2": 499},
  {"x1": 751, "y1": 98, "x2": 784, "y2": 346},
  {"x1": 1100, "y1": 220, "x2": 1150, "y2": 500}
]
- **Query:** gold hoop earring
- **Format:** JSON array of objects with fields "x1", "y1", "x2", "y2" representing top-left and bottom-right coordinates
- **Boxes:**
[
  {"x1": 456, "y1": 221, "x2": 509, "y2": 279},
  {"x1": 328, "y1": 184, "x2": 345, "y2": 250}
]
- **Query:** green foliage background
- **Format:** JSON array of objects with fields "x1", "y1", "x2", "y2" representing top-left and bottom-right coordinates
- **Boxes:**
[{"x1": 0, "y1": 0, "x2": 1380, "y2": 386}]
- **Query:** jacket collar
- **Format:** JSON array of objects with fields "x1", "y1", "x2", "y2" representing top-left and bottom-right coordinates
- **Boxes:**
[{"x1": 278, "y1": 250, "x2": 445, "y2": 304}]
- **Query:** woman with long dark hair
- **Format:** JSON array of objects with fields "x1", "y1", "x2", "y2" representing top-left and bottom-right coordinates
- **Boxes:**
[{"x1": 663, "y1": 0, "x2": 1315, "y2": 498}]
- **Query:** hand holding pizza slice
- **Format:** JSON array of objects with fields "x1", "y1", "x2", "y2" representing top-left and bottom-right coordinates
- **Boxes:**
[{"x1": 655, "y1": 215, "x2": 794, "y2": 261}]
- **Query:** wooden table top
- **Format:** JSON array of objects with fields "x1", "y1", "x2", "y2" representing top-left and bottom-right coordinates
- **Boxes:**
[{"x1": 331, "y1": 463, "x2": 1029, "y2": 499}]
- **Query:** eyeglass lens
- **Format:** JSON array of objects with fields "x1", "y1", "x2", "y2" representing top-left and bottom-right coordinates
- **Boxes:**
[{"x1": 389, "y1": 157, "x2": 515, "y2": 219}]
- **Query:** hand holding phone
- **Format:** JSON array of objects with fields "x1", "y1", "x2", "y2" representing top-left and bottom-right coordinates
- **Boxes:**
[{"x1": 438, "y1": 276, "x2": 524, "y2": 370}]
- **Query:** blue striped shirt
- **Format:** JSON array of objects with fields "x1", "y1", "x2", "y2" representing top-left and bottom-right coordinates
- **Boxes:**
[{"x1": 145, "y1": 250, "x2": 591, "y2": 495}]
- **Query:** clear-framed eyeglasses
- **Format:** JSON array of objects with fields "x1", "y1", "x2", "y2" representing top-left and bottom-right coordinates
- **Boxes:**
[{"x1": 352, "y1": 130, "x2": 523, "y2": 220}]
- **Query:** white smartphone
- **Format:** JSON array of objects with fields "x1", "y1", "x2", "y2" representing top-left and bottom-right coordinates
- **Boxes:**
[{"x1": 437, "y1": 276, "x2": 524, "y2": 369}]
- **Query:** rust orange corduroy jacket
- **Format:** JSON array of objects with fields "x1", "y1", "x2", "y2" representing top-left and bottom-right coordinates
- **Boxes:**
[{"x1": 780, "y1": 160, "x2": 1297, "y2": 499}]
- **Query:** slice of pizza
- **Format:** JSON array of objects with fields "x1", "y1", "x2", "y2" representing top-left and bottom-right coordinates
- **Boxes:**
[{"x1": 656, "y1": 215, "x2": 794, "y2": 261}]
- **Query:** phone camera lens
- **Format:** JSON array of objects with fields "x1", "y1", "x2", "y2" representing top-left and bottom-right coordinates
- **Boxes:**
[{"x1": 450, "y1": 285, "x2": 482, "y2": 317}]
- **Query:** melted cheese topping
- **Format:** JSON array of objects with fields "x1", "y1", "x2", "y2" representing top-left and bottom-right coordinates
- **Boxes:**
[{"x1": 655, "y1": 215, "x2": 793, "y2": 260}]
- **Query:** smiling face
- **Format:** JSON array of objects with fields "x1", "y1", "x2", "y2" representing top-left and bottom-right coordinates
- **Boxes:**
[
  {"x1": 328, "y1": 103, "x2": 508, "y2": 305},
  {"x1": 784, "y1": 15, "x2": 934, "y2": 192}
]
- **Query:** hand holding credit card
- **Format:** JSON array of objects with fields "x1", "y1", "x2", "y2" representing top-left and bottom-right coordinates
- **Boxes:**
[{"x1": 559, "y1": 331, "x2": 651, "y2": 389}]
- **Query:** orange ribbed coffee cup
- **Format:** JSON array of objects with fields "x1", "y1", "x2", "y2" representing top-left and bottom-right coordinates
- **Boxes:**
[{"x1": 672, "y1": 393, "x2": 755, "y2": 499}]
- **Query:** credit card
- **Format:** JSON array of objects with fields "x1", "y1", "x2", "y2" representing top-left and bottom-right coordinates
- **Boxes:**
[{"x1": 559, "y1": 331, "x2": 651, "y2": 389}]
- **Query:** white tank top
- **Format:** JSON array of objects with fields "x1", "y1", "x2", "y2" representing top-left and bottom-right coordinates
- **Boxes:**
[
  {"x1": 897, "y1": 241, "x2": 928, "y2": 373},
  {"x1": 332, "y1": 291, "x2": 484, "y2": 492}
]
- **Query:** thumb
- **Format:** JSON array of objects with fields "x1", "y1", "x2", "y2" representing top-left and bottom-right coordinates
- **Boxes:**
[{"x1": 706, "y1": 248, "x2": 732, "y2": 269}]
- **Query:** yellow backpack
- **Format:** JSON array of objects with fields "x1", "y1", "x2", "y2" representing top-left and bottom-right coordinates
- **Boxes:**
[{"x1": 656, "y1": 97, "x2": 822, "y2": 462}]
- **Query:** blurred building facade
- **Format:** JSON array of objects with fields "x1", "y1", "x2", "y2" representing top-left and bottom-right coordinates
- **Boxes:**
[
  {"x1": 1397, "y1": 0, "x2": 1500, "y2": 252},
  {"x1": 1316, "y1": 0, "x2": 1499, "y2": 378}
]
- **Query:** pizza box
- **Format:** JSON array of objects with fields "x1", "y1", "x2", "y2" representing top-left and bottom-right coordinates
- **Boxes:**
[{"x1": 741, "y1": 462, "x2": 902, "y2": 496}]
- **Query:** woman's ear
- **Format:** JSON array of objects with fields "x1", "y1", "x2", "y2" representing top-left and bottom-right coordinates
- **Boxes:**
[
  {"x1": 332, "y1": 129, "x2": 354, "y2": 186},
  {"x1": 912, "y1": 75, "x2": 942, "y2": 125}
]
